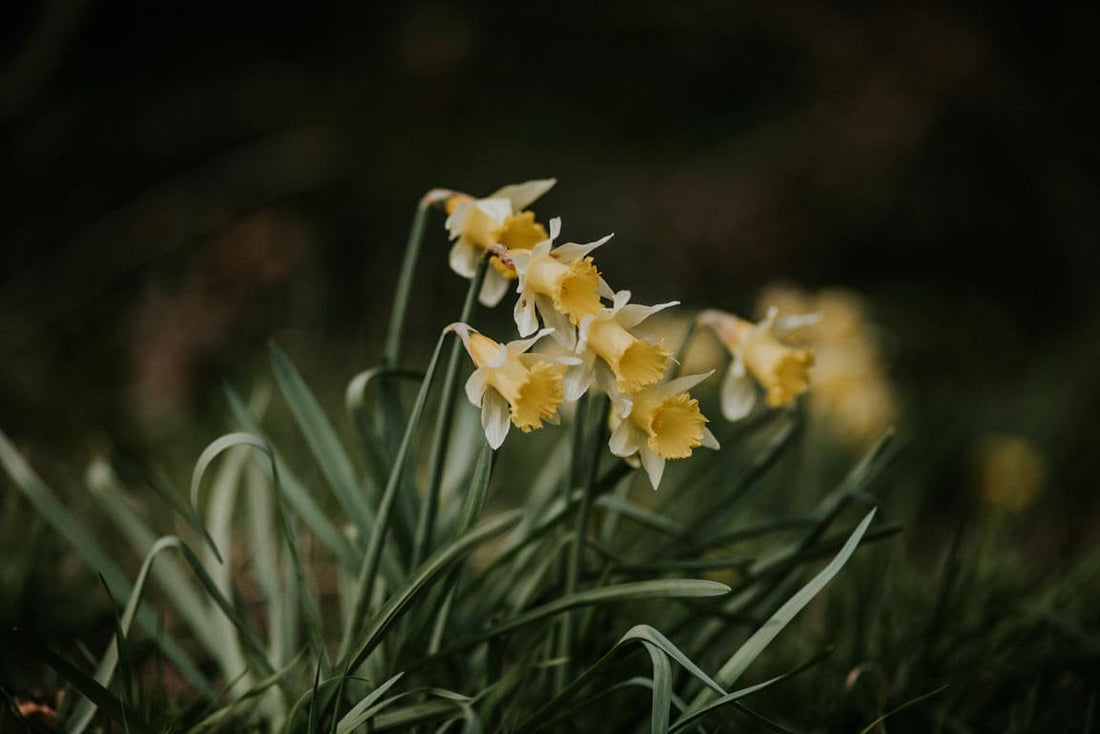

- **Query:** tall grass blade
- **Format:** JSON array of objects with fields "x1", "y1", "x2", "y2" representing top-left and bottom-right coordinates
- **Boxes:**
[
  {"x1": 269, "y1": 343, "x2": 377, "y2": 543},
  {"x1": 686, "y1": 509, "x2": 877, "y2": 713},
  {"x1": 0, "y1": 428, "x2": 215, "y2": 698}
]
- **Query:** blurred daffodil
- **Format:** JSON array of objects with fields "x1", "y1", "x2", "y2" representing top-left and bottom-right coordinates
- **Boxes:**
[
  {"x1": 698, "y1": 307, "x2": 816, "y2": 421},
  {"x1": 608, "y1": 371, "x2": 719, "y2": 489},
  {"x1": 511, "y1": 217, "x2": 614, "y2": 347},
  {"x1": 445, "y1": 179, "x2": 556, "y2": 306},
  {"x1": 975, "y1": 433, "x2": 1046, "y2": 513},
  {"x1": 569, "y1": 291, "x2": 676, "y2": 412},
  {"x1": 449, "y1": 323, "x2": 575, "y2": 449}
]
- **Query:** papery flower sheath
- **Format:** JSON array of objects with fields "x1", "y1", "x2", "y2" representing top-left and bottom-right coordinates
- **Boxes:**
[
  {"x1": 568, "y1": 291, "x2": 676, "y2": 412},
  {"x1": 445, "y1": 179, "x2": 556, "y2": 307},
  {"x1": 607, "y1": 371, "x2": 719, "y2": 489},
  {"x1": 698, "y1": 307, "x2": 816, "y2": 421},
  {"x1": 511, "y1": 217, "x2": 614, "y2": 347},
  {"x1": 449, "y1": 323, "x2": 574, "y2": 449}
]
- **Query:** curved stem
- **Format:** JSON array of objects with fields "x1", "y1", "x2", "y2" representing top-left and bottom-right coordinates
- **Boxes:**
[{"x1": 412, "y1": 259, "x2": 489, "y2": 570}]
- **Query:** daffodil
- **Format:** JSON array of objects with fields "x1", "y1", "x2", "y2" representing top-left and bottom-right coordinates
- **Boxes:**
[
  {"x1": 511, "y1": 217, "x2": 614, "y2": 347},
  {"x1": 607, "y1": 372, "x2": 719, "y2": 489},
  {"x1": 568, "y1": 291, "x2": 677, "y2": 413},
  {"x1": 449, "y1": 323, "x2": 575, "y2": 449},
  {"x1": 698, "y1": 307, "x2": 816, "y2": 421},
  {"x1": 445, "y1": 179, "x2": 556, "y2": 307}
]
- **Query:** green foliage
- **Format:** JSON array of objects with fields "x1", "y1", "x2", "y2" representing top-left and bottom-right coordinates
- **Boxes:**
[{"x1": 1, "y1": 194, "x2": 906, "y2": 733}]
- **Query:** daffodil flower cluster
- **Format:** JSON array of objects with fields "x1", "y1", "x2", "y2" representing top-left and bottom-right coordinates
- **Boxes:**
[{"x1": 444, "y1": 179, "x2": 720, "y2": 489}]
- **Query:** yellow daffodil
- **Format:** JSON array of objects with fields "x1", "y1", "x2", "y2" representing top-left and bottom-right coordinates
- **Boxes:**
[
  {"x1": 568, "y1": 291, "x2": 677, "y2": 412},
  {"x1": 511, "y1": 217, "x2": 614, "y2": 347},
  {"x1": 698, "y1": 307, "x2": 815, "y2": 421},
  {"x1": 607, "y1": 371, "x2": 719, "y2": 489},
  {"x1": 445, "y1": 179, "x2": 556, "y2": 307},
  {"x1": 449, "y1": 323, "x2": 576, "y2": 449}
]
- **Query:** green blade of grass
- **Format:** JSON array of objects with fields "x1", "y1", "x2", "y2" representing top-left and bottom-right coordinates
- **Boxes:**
[
  {"x1": 686, "y1": 509, "x2": 877, "y2": 713},
  {"x1": 225, "y1": 385, "x2": 361, "y2": 571},
  {"x1": 33, "y1": 644, "x2": 155, "y2": 734},
  {"x1": 67, "y1": 536, "x2": 209, "y2": 734},
  {"x1": 84, "y1": 457, "x2": 217, "y2": 654},
  {"x1": 429, "y1": 581, "x2": 731, "y2": 667},
  {"x1": 518, "y1": 624, "x2": 726, "y2": 734},
  {"x1": 191, "y1": 432, "x2": 330, "y2": 676},
  {"x1": 269, "y1": 343, "x2": 378, "y2": 545},
  {"x1": 334, "y1": 672, "x2": 404, "y2": 734},
  {"x1": 337, "y1": 329, "x2": 450, "y2": 663},
  {"x1": 0, "y1": 428, "x2": 216, "y2": 699},
  {"x1": 343, "y1": 509, "x2": 523, "y2": 673}
]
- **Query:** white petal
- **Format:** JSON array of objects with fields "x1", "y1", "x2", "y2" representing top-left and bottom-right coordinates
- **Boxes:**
[
  {"x1": 479, "y1": 270, "x2": 512, "y2": 307},
  {"x1": 701, "y1": 427, "x2": 720, "y2": 450},
  {"x1": 610, "y1": 290, "x2": 632, "y2": 312},
  {"x1": 548, "y1": 217, "x2": 562, "y2": 240},
  {"x1": 564, "y1": 356, "x2": 595, "y2": 402},
  {"x1": 444, "y1": 202, "x2": 471, "y2": 238},
  {"x1": 773, "y1": 312, "x2": 823, "y2": 338},
  {"x1": 575, "y1": 313, "x2": 597, "y2": 352},
  {"x1": 474, "y1": 197, "x2": 513, "y2": 224},
  {"x1": 481, "y1": 389, "x2": 511, "y2": 449},
  {"x1": 465, "y1": 369, "x2": 487, "y2": 406},
  {"x1": 597, "y1": 275, "x2": 615, "y2": 299},
  {"x1": 514, "y1": 296, "x2": 539, "y2": 336},
  {"x1": 448, "y1": 239, "x2": 479, "y2": 278},
  {"x1": 721, "y1": 361, "x2": 757, "y2": 421},
  {"x1": 536, "y1": 295, "x2": 576, "y2": 349},
  {"x1": 638, "y1": 448, "x2": 666, "y2": 490},
  {"x1": 507, "y1": 327, "x2": 554, "y2": 355},
  {"x1": 617, "y1": 300, "x2": 680, "y2": 329},
  {"x1": 608, "y1": 420, "x2": 643, "y2": 458},
  {"x1": 489, "y1": 179, "x2": 556, "y2": 211},
  {"x1": 661, "y1": 370, "x2": 715, "y2": 395},
  {"x1": 553, "y1": 233, "x2": 613, "y2": 263}
]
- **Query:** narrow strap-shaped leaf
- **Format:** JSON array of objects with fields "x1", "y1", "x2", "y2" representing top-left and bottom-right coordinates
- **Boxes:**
[
  {"x1": 0, "y1": 428, "x2": 215, "y2": 699},
  {"x1": 225, "y1": 386, "x2": 361, "y2": 571},
  {"x1": 33, "y1": 643, "x2": 155, "y2": 734},
  {"x1": 269, "y1": 343, "x2": 376, "y2": 543},
  {"x1": 191, "y1": 433, "x2": 329, "y2": 675},
  {"x1": 337, "y1": 330, "x2": 450, "y2": 663},
  {"x1": 344, "y1": 509, "x2": 523, "y2": 673},
  {"x1": 519, "y1": 624, "x2": 726, "y2": 733},
  {"x1": 431, "y1": 582, "x2": 730, "y2": 666},
  {"x1": 334, "y1": 672, "x2": 404, "y2": 734},
  {"x1": 686, "y1": 509, "x2": 877, "y2": 713},
  {"x1": 67, "y1": 536, "x2": 204, "y2": 734}
]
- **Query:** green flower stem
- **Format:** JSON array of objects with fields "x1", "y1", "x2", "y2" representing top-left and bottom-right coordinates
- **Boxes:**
[
  {"x1": 411, "y1": 258, "x2": 489, "y2": 571},
  {"x1": 377, "y1": 189, "x2": 453, "y2": 556},
  {"x1": 383, "y1": 189, "x2": 452, "y2": 367},
  {"x1": 556, "y1": 392, "x2": 609, "y2": 690},
  {"x1": 337, "y1": 329, "x2": 450, "y2": 665}
]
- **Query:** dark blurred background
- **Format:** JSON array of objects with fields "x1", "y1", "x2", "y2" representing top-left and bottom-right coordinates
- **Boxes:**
[{"x1": 3, "y1": 0, "x2": 1099, "y2": 540}]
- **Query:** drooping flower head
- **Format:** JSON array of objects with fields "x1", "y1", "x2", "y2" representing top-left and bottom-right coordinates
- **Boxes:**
[
  {"x1": 568, "y1": 291, "x2": 677, "y2": 412},
  {"x1": 511, "y1": 217, "x2": 614, "y2": 347},
  {"x1": 607, "y1": 372, "x2": 719, "y2": 489},
  {"x1": 698, "y1": 307, "x2": 816, "y2": 421},
  {"x1": 445, "y1": 179, "x2": 556, "y2": 307},
  {"x1": 449, "y1": 323, "x2": 574, "y2": 449}
]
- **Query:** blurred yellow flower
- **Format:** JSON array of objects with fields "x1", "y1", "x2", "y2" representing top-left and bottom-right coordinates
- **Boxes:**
[
  {"x1": 974, "y1": 433, "x2": 1046, "y2": 512},
  {"x1": 449, "y1": 323, "x2": 573, "y2": 448},
  {"x1": 445, "y1": 179, "x2": 555, "y2": 306},
  {"x1": 755, "y1": 285, "x2": 898, "y2": 443},
  {"x1": 698, "y1": 308, "x2": 815, "y2": 421},
  {"x1": 607, "y1": 372, "x2": 719, "y2": 489}
]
